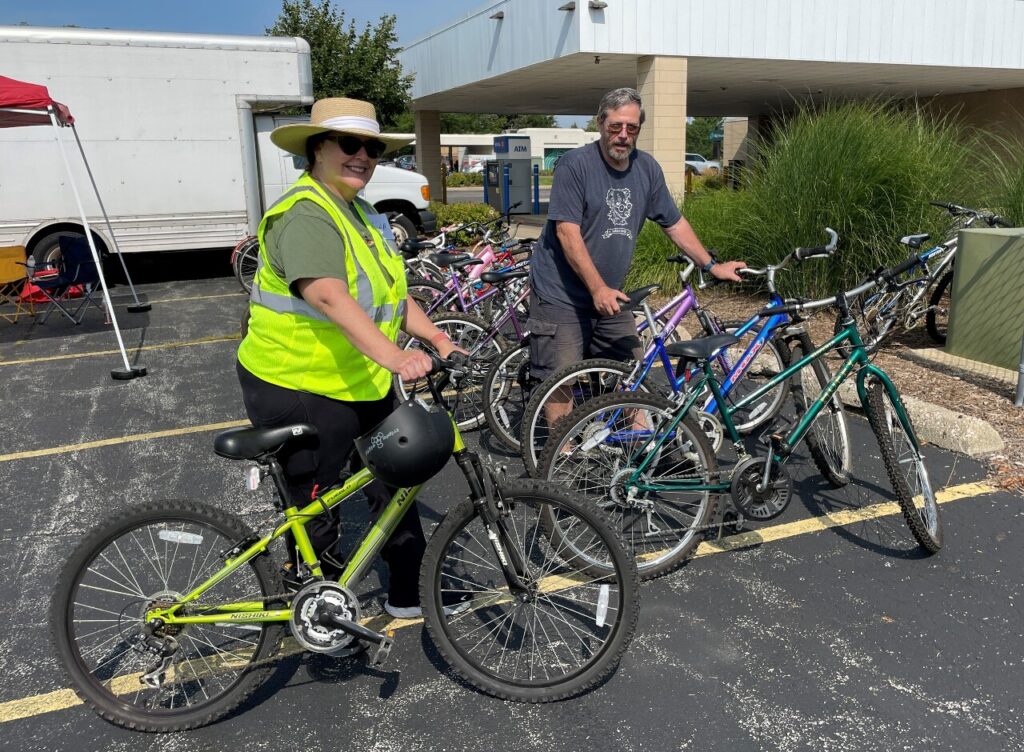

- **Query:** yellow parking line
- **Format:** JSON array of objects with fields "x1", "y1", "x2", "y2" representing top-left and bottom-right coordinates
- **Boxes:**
[
  {"x1": 0, "y1": 479, "x2": 998, "y2": 725},
  {"x1": 692, "y1": 481, "x2": 994, "y2": 557},
  {"x1": 0, "y1": 419, "x2": 249, "y2": 463},
  {"x1": 0, "y1": 334, "x2": 240, "y2": 367}
]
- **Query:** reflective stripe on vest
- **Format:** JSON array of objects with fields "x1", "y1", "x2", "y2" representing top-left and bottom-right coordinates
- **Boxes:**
[
  {"x1": 249, "y1": 253, "x2": 406, "y2": 324},
  {"x1": 249, "y1": 182, "x2": 401, "y2": 325}
]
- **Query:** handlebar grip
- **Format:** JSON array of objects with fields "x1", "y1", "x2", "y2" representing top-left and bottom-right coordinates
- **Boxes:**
[
  {"x1": 929, "y1": 200, "x2": 954, "y2": 211},
  {"x1": 794, "y1": 245, "x2": 828, "y2": 261},
  {"x1": 991, "y1": 215, "x2": 1010, "y2": 228}
]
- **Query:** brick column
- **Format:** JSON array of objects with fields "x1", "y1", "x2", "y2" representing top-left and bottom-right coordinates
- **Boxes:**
[
  {"x1": 414, "y1": 109, "x2": 443, "y2": 203},
  {"x1": 636, "y1": 56, "x2": 687, "y2": 200}
]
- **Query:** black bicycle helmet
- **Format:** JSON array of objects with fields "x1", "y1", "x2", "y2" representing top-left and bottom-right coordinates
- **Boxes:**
[{"x1": 354, "y1": 399, "x2": 456, "y2": 487}]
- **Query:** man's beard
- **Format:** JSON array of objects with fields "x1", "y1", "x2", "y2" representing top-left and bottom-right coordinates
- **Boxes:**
[{"x1": 604, "y1": 140, "x2": 633, "y2": 162}]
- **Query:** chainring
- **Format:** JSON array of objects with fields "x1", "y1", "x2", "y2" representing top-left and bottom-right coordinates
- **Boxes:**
[
  {"x1": 729, "y1": 456, "x2": 792, "y2": 521},
  {"x1": 290, "y1": 581, "x2": 363, "y2": 655}
]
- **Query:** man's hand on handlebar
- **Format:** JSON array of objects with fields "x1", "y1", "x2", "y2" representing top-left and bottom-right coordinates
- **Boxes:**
[{"x1": 710, "y1": 260, "x2": 746, "y2": 282}]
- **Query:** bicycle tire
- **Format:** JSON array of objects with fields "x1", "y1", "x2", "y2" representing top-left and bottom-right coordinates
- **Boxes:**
[
  {"x1": 482, "y1": 342, "x2": 531, "y2": 450},
  {"x1": 51, "y1": 500, "x2": 286, "y2": 732},
  {"x1": 925, "y1": 270, "x2": 953, "y2": 345},
  {"x1": 232, "y1": 237, "x2": 260, "y2": 294},
  {"x1": 520, "y1": 358, "x2": 637, "y2": 478},
  {"x1": 396, "y1": 311, "x2": 506, "y2": 431},
  {"x1": 537, "y1": 391, "x2": 718, "y2": 579},
  {"x1": 406, "y1": 276, "x2": 448, "y2": 309},
  {"x1": 780, "y1": 337, "x2": 852, "y2": 487},
  {"x1": 420, "y1": 479, "x2": 639, "y2": 701},
  {"x1": 863, "y1": 379, "x2": 943, "y2": 553}
]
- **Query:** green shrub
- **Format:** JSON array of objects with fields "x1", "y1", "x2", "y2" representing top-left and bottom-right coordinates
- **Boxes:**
[
  {"x1": 429, "y1": 201, "x2": 497, "y2": 231},
  {"x1": 445, "y1": 172, "x2": 484, "y2": 187}
]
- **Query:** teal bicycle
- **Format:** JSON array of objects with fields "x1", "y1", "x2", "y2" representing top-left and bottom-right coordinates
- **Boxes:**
[
  {"x1": 51, "y1": 357, "x2": 639, "y2": 731},
  {"x1": 540, "y1": 249, "x2": 942, "y2": 577}
]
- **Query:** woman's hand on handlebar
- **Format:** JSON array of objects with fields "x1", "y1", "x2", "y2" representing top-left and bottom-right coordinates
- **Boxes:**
[{"x1": 386, "y1": 348, "x2": 435, "y2": 382}]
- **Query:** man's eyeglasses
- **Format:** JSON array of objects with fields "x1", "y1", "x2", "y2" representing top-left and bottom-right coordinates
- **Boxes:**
[
  {"x1": 605, "y1": 122, "x2": 641, "y2": 135},
  {"x1": 328, "y1": 134, "x2": 387, "y2": 159}
]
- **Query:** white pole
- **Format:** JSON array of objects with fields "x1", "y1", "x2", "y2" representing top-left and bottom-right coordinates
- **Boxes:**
[
  {"x1": 50, "y1": 107, "x2": 145, "y2": 379},
  {"x1": 69, "y1": 124, "x2": 150, "y2": 312}
]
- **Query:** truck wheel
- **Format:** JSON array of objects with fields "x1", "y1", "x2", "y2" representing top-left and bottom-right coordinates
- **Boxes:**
[
  {"x1": 31, "y1": 230, "x2": 87, "y2": 266},
  {"x1": 389, "y1": 214, "x2": 417, "y2": 245}
]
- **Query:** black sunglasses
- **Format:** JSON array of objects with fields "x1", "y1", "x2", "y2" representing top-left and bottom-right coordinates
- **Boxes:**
[{"x1": 328, "y1": 134, "x2": 387, "y2": 159}]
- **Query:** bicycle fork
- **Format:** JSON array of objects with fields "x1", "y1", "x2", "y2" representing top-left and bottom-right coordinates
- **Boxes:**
[{"x1": 454, "y1": 450, "x2": 531, "y2": 596}]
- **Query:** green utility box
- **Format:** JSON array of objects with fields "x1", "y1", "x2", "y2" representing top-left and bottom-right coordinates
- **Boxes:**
[{"x1": 946, "y1": 227, "x2": 1024, "y2": 370}]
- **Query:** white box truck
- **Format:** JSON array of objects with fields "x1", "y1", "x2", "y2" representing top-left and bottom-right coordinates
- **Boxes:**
[{"x1": 0, "y1": 25, "x2": 434, "y2": 263}]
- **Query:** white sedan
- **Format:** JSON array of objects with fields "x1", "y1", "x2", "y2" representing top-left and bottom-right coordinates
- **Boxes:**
[{"x1": 685, "y1": 153, "x2": 720, "y2": 175}]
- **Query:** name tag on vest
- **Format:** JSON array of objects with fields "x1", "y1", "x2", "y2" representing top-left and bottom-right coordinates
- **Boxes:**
[{"x1": 363, "y1": 211, "x2": 396, "y2": 242}]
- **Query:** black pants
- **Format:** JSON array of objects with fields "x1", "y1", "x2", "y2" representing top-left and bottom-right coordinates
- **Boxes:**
[{"x1": 236, "y1": 362, "x2": 426, "y2": 607}]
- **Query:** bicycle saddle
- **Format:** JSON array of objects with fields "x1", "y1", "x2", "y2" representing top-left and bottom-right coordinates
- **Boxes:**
[
  {"x1": 400, "y1": 239, "x2": 435, "y2": 254},
  {"x1": 622, "y1": 285, "x2": 661, "y2": 311},
  {"x1": 900, "y1": 233, "x2": 931, "y2": 248},
  {"x1": 665, "y1": 333, "x2": 739, "y2": 360},
  {"x1": 213, "y1": 423, "x2": 318, "y2": 461},
  {"x1": 429, "y1": 252, "x2": 474, "y2": 267},
  {"x1": 478, "y1": 268, "x2": 529, "y2": 284}
]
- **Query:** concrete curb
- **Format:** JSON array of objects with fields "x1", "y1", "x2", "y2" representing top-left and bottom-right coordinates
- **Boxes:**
[{"x1": 836, "y1": 381, "x2": 1004, "y2": 458}]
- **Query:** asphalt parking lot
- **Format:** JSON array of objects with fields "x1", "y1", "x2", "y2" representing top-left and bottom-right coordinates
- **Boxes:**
[{"x1": 1, "y1": 267, "x2": 1022, "y2": 751}]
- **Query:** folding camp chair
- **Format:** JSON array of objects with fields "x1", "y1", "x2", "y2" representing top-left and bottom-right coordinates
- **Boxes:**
[
  {"x1": 34, "y1": 236, "x2": 107, "y2": 324},
  {"x1": 0, "y1": 245, "x2": 34, "y2": 323}
]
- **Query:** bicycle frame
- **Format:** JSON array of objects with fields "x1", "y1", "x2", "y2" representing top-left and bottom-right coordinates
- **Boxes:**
[
  {"x1": 621, "y1": 316, "x2": 914, "y2": 495},
  {"x1": 146, "y1": 421, "x2": 473, "y2": 628}
]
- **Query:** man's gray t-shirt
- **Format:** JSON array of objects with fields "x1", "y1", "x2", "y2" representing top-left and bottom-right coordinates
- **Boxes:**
[{"x1": 530, "y1": 141, "x2": 682, "y2": 310}]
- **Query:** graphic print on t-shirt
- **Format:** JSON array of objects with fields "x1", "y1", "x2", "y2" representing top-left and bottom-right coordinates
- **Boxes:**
[{"x1": 603, "y1": 187, "x2": 633, "y2": 239}]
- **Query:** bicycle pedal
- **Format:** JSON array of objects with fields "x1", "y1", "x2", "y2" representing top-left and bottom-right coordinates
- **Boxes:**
[{"x1": 370, "y1": 631, "x2": 395, "y2": 667}]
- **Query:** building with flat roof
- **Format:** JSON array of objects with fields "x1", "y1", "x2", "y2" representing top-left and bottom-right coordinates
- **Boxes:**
[{"x1": 399, "y1": 0, "x2": 1024, "y2": 198}]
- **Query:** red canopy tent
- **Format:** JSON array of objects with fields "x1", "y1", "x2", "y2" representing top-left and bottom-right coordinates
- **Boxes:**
[{"x1": 0, "y1": 76, "x2": 147, "y2": 379}]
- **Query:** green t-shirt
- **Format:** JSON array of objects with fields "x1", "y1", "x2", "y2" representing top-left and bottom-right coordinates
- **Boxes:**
[{"x1": 264, "y1": 181, "x2": 380, "y2": 297}]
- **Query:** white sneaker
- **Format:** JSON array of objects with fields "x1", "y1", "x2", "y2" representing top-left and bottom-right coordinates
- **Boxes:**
[
  {"x1": 383, "y1": 598, "x2": 473, "y2": 619},
  {"x1": 383, "y1": 601, "x2": 422, "y2": 619}
]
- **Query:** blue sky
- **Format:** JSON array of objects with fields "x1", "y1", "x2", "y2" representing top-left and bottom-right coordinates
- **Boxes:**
[{"x1": 0, "y1": 1, "x2": 587, "y2": 124}]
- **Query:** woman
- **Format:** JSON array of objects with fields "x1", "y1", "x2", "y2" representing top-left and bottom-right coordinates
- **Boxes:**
[{"x1": 236, "y1": 97, "x2": 459, "y2": 619}]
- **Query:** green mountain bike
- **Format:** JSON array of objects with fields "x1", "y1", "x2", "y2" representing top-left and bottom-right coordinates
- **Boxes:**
[{"x1": 51, "y1": 357, "x2": 639, "y2": 732}]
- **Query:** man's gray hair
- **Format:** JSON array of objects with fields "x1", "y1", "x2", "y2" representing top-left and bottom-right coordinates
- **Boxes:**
[{"x1": 596, "y1": 88, "x2": 645, "y2": 125}]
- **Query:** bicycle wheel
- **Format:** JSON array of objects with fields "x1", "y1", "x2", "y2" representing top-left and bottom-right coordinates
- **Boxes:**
[
  {"x1": 781, "y1": 338, "x2": 852, "y2": 487},
  {"x1": 482, "y1": 342, "x2": 532, "y2": 450},
  {"x1": 232, "y1": 237, "x2": 260, "y2": 294},
  {"x1": 538, "y1": 391, "x2": 718, "y2": 578},
  {"x1": 52, "y1": 500, "x2": 286, "y2": 732},
  {"x1": 520, "y1": 358, "x2": 637, "y2": 478},
  {"x1": 864, "y1": 379, "x2": 943, "y2": 553},
  {"x1": 925, "y1": 270, "x2": 953, "y2": 345},
  {"x1": 406, "y1": 276, "x2": 448, "y2": 310},
  {"x1": 420, "y1": 479, "x2": 639, "y2": 701},
  {"x1": 397, "y1": 311, "x2": 505, "y2": 431}
]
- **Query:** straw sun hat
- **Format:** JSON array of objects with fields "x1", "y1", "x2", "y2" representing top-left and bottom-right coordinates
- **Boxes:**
[{"x1": 270, "y1": 97, "x2": 410, "y2": 157}]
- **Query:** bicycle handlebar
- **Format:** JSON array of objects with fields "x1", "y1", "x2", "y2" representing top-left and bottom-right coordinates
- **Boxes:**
[
  {"x1": 930, "y1": 200, "x2": 1007, "y2": 227},
  {"x1": 793, "y1": 227, "x2": 839, "y2": 261}
]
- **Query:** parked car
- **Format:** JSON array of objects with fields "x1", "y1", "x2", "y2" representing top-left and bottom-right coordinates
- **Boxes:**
[
  {"x1": 395, "y1": 154, "x2": 417, "y2": 171},
  {"x1": 685, "y1": 153, "x2": 720, "y2": 175}
]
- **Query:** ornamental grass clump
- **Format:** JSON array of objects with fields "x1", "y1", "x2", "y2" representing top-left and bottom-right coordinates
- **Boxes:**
[{"x1": 633, "y1": 99, "x2": 985, "y2": 299}]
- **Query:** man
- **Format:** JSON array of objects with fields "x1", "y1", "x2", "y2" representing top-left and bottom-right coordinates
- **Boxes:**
[{"x1": 528, "y1": 87, "x2": 745, "y2": 424}]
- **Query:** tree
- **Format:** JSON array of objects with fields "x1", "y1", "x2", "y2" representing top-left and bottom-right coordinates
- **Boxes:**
[
  {"x1": 686, "y1": 116, "x2": 723, "y2": 159},
  {"x1": 504, "y1": 114, "x2": 556, "y2": 130},
  {"x1": 267, "y1": 0, "x2": 413, "y2": 126},
  {"x1": 584, "y1": 116, "x2": 599, "y2": 131}
]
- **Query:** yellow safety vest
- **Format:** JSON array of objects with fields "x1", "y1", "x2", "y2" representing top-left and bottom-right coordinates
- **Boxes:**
[{"x1": 238, "y1": 174, "x2": 408, "y2": 401}]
